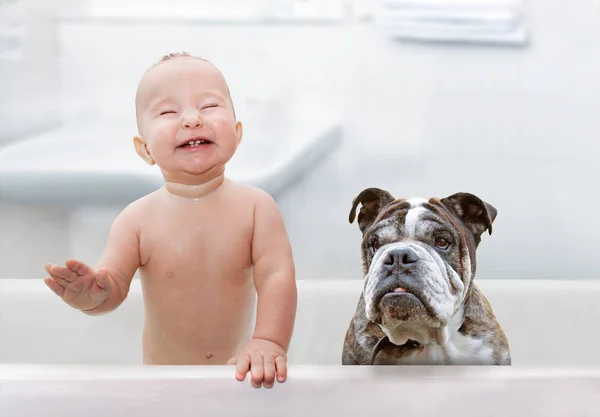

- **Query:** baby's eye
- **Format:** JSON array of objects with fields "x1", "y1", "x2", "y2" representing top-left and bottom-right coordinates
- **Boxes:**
[
  {"x1": 201, "y1": 104, "x2": 218, "y2": 109},
  {"x1": 159, "y1": 110, "x2": 176, "y2": 116}
]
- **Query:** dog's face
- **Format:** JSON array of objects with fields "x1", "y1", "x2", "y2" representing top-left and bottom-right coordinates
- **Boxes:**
[{"x1": 349, "y1": 189, "x2": 497, "y2": 342}]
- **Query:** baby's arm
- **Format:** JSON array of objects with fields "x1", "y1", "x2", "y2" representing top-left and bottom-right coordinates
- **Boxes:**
[
  {"x1": 44, "y1": 202, "x2": 142, "y2": 315},
  {"x1": 234, "y1": 190, "x2": 297, "y2": 387},
  {"x1": 251, "y1": 190, "x2": 297, "y2": 349}
]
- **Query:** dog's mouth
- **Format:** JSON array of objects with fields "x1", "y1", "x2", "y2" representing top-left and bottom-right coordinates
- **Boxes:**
[
  {"x1": 381, "y1": 286, "x2": 424, "y2": 310},
  {"x1": 378, "y1": 281, "x2": 422, "y2": 302},
  {"x1": 369, "y1": 279, "x2": 431, "y2": 325},
  {"x1": 379, "y1": 286, "x2": 415, "y2": 303}
]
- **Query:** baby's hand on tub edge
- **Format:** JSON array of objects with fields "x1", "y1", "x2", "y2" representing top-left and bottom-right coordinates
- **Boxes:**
[
  {"x1": 227, "y1": 338, "x2": 288, "y2": 389},
  {"x1": 44, "y1": 259, "x2": 111, "y2": 311}
]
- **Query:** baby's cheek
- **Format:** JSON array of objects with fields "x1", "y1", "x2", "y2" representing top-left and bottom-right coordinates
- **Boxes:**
[
  {"x1": 151, "y1": 125, "x2": 175, "y2": 144},
  {"x1": 206, "y1": 117, "x2": 227, "y2": 131}
]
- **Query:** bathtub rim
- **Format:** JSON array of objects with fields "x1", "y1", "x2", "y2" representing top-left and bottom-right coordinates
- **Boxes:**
[{"x1": 1, "y1": 364, "x2": 600, "y2": 382}]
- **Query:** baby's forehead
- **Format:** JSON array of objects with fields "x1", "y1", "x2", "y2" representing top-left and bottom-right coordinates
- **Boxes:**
[
  {"x1": 144, "y1": 58, "x2": 223, "y2": 86},
  {"x1": 137, "y1": 58, "x2": 226, "y2": 98},
  {"x1": 135, "y1": 56, "x2": 231, "y2": 118}
]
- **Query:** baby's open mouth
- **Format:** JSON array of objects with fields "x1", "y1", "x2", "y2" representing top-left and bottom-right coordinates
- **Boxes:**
[
  {"x1": 178, "y1": 138, "x2": 213, "y2": 148},
  {"x1": 178, "y1": 138, "x2": 212, "y2": 148}
]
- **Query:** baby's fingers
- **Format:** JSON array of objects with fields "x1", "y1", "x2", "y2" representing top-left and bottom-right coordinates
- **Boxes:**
[
  {"x1": 235, "y1": 353, "x2": 251, "y2": 382},
  {"x1": 263, "y1": 355, "x2": 276, "y2": 389},
  {"x1": 275, "y1": 355, "x2": 287, "y2": 383},
  {"x1": 44, "y1": 277, "x2": 65, "y2": 296},
  {"x1": 65, "y1": 259, "x2": 95, "y2": 277},
  {"x1": 250, "y1": 354, "x2": 264, "y2": 389},
  {"x1": 45, "y1": 263, "x2": 78, "y2": 282}
]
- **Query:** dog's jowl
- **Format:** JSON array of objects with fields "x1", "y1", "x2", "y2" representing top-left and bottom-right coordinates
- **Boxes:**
[{"x1": 342, "y1": 188, "x2": 511, "y2": 366}]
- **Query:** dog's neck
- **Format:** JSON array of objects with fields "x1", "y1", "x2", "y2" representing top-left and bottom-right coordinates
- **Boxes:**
[
  {"x1": 371, "y1": 308, "x2": 467, "y2": 365},
  {"x1": 379, "y1": 305, "x2": 466, "y2": 348}
]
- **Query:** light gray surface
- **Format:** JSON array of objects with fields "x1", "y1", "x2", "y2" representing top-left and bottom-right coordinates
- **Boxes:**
[{"x1": 0, "y1": 117, "x2": 342, "y2": 205}]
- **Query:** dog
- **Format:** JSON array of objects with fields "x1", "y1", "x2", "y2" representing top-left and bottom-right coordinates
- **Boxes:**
[{"x1": 342, "y1": 188, "x2": 510, "y2": 365}]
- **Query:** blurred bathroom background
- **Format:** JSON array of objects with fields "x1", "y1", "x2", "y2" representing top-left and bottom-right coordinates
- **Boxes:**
[{"x1": 0, "y1": 0, "x2": 598, "y2": 283}]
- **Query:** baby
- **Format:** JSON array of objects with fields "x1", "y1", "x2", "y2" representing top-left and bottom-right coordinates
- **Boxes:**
[{"x1": 44, "y1": 52, "x2": 298, "y2": 389}]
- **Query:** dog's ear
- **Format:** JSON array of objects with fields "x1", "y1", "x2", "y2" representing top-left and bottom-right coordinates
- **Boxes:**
[
  {"x1": 440, "y1": 192, "x2": 497, "y2": 244},
  {"x1": 349, "y1": 188, "x2": 395, "y2": 234}
]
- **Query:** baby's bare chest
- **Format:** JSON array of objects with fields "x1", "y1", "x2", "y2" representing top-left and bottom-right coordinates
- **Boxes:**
[{"x1": 139, "y1": 203, "x2": 255, "y2": 277}]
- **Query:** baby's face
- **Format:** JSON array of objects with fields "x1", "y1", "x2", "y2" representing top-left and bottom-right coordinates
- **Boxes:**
[{"x1": 134, "y1": 58, "x2": 242, "y2": 181}]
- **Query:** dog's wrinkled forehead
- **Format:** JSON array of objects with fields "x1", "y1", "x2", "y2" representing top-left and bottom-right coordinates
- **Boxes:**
[
  {"x1": 371, "y1": 198, "x2": 449, "y2": 238},
  {"x1": 349, "y1": 188, "x2": 496, "y2": 247}
]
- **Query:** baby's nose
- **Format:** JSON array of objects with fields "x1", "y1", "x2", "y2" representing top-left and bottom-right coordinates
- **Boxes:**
[{"x1": 182, "y1": 114, "x2": 203, "y2": 128}]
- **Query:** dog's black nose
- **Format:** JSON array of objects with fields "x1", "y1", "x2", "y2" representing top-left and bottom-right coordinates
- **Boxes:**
[{"x1": 382, "y1": 247, "x2": 420, "y2": 269}]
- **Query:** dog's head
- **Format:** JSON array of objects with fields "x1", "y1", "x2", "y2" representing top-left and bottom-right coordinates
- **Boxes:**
[{"x1": 349, "y1": 188, "x2": 497, "y2": 343}]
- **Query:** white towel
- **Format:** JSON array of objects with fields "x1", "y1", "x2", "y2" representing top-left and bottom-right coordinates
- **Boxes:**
[
  {"x1": 378, "y1": 0, "x2": 523, "y2": 12},
  {"x1": 374, "y1": 0, "x2": 528, "y2": 46}
]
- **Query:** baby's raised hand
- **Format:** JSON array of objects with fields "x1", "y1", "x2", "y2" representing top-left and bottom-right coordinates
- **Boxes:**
[
  {"x1": 229, "y1": 338, "x2": 288, "y2": 389},
  {"x1": 44, "y1": 260, "x2": 111, "y2": 312}
]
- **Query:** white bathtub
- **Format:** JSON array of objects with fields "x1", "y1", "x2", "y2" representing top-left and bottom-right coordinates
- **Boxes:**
[
  {"x1": 1, "y1": 278, "x2": 600, "y2": 416},
  {"x1": 1, "y1": 278, "x2": 599, "y2": 366}
]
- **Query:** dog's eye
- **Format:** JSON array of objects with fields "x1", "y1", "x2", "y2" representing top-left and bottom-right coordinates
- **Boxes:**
[
  {"x1": 370, "y1": 241, "x2": 380, "y2": 255},
  {"x1": 435, "y1": 237, "x2": 450, "y2": 249},
  {"x1": 369, "y1": 240, "x2": 381, "y2": 256}
]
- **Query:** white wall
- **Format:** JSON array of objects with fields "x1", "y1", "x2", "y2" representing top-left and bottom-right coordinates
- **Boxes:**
[
  {"x1": 0, "y1": 0, "x2": 90, "y2": 144},
  {"x1": 1, "y1": 0, "x2": 599, "y2": 281}
]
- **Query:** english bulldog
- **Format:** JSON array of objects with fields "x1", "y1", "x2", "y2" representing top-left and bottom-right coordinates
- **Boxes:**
[{"x1": 342, "y1": 188, "x2": 510, "y2": 366}]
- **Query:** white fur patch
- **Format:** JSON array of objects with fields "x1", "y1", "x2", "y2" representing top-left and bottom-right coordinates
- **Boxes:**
[
  {"x1": 404, "y1": 207, "x2": 427, "y2": 238},
  {"x1": 381, "y1": 307, "x2": 496, "y2": 365},
  {"x1": 427, "y1": 245, "x2": 465, "y2": 311},
  {"x1": 406, "y1": 198, "x2": 427, "y2": 207},
  {"x1": 406, "y1": 333, "x2": 495, "y2": 365}
]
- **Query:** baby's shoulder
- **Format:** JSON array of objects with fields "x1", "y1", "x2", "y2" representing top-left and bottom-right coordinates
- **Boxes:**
[
  {"x1": 116, "y1": 190, "x2": 160, "y2": 223},
  {"x1": 127, "y1": 190, "x2": 159, "y2": 211},
  {"x1": 226, "y1": 181, "x2": 275, "y2": 205}
]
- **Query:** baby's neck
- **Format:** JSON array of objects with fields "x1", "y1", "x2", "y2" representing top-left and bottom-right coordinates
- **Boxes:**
[{"x1": 164, "y1": 174, "x2": 225, "y2": 199}]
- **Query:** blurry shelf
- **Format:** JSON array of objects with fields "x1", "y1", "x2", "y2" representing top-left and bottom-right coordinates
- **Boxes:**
[
  {"x1": 0, "y1": 116, "x2": 342, "y2": 206},
  {"x1": 56, "y1": 12, "x2": 349, "y2": 26},
  {"x1": 58, "y1": 17, "x2": 349, "y2": 26},
  {"x1": 58, "y1": 0, "x2": 357, "y2": 25}
]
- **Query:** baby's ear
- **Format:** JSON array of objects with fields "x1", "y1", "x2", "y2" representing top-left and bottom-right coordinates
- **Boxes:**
[
  {"x1": 235, "y1": 121, "x2": 243, "y2": 147},
  {"x1": 133, "y1": 135, "x2": 155, "y2": 165}
]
